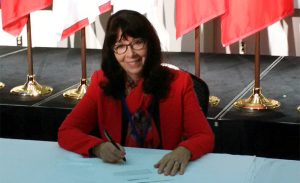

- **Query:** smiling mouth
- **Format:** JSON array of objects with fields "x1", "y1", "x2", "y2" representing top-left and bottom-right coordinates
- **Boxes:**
[
  {"x1": 127, "y1": 61, "x2": 140, "y2": 67},
  {"x1": 127, "y1": 59, "x2": 140, "y2": 63},
  {"x1": 126, "y1": 59, "x2": 141, "y2": 64}
]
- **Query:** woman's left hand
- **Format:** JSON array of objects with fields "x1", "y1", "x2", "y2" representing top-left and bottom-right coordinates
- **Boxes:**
[{"x1": 154, "y1": 146, "x2": 191, "y2": 176}]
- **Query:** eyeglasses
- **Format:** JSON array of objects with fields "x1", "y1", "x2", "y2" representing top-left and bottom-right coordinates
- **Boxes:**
[{"x1": 113, "y1": 38, "x2": 146, "y2": 55}]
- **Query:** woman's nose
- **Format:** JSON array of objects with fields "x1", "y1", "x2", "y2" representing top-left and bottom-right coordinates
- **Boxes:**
[{"x1": 126, "y1": 45, "x2": 136, "y2": 57}]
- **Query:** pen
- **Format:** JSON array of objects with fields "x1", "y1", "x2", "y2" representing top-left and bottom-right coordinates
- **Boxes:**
[{"x1": 104, "y1": 130, "x2": 126, "y2": 162}]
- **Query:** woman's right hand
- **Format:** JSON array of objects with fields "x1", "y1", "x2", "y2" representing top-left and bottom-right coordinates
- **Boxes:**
[{"x1": 92, "y1": 142, "x2": 126, "y2": 163}]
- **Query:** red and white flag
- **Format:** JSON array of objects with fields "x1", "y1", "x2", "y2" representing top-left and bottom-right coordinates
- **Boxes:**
[
  {"x1": 176, "y1": 0, "x2": 226, "y2": 38},
  {"x1": 221, "y1": 0, "x2": 294, "y2": 46},
  {"x1": 1, "y1": 0, "x2": 52, "y2": 36},
  {"x1": 53, "y1": 0, "x2": 111, "y2": 41}
]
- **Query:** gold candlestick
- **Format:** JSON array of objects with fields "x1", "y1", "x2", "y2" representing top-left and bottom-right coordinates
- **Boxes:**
[
  {"x1": 0, "y1": 82, "x2": 5, "y2": 89},
  {"x1": 10, "y1": 75, "x2": 53, "y2": 96},
  {"x1": 194, "y1": 26, "x2": 220, "y2": 107},
  {"x1": 63, "y1": 28, "x2": 88, "y2": 100},
  {"x1": 234, "y1": 87, "x2": 280, "y2": 110},
  {"x1": 10, "y1": 15, "x2": 53, "y2": 97},
  {"x1": 63, "y1": 78, "x2": 88, "y2": 100},
  {"x1": 209, "y1": 96, "x2": 220, "y2": 107},
  {"x1": 234, "y1": 32, "x2": 280, "y2": 110}
]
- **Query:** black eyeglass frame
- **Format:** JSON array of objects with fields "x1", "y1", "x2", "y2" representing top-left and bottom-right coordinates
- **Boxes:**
[{"x1": 112, "y1": 38, "x2": 146, "y2": 55}]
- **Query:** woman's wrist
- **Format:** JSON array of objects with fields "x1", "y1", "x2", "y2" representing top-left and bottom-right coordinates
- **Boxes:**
[
  {"x1": 90, "y1": 144, "x2": 103, "y2": 158},
  {"x1": 177, "y1": 146, "x2": 192, "y2": 160}
]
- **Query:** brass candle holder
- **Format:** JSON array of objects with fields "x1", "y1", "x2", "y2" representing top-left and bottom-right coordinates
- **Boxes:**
[
  {"x1": 194, "y1": 26, "x2": 220, "y2": 107},
  {"x1": 63, "y1": 78, "x2": 88, "y2": 100},
  {"x1": 10, "y1": 15, "x2": 53, "y2": 97},
  {"x1": 10, "y1": 74, "x2": 53, "y2": 96},
  {"x1": 234, "y1": 87, "x2": 280, "y2": 110},
  {"x1": 234, "y1": 32, "x2": 280, "y2": 110},
  {"x1": 63, "y1": 29, "x2": 88, "y2": 100},
  {"x1": 0, "y1": 82, "x2": 5, "y2": 89},
  {"x1": 209, "y1": 96, "x2": 220, "y2": 107}
]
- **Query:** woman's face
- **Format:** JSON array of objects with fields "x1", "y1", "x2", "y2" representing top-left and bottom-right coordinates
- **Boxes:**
[{"x1": 113, "y1": 30, "x2": 148, "y2": 80}]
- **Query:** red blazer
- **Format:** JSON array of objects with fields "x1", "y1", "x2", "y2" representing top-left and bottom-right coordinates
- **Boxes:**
[{"x1": 58, "y1": 69, "x2": 214, "y2": 160}]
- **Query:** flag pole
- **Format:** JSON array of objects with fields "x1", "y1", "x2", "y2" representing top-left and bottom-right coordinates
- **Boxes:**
[
  {"x1": 195, "y1": 26, "x2": 220, "y2": 107},
  {"x1": 234, "y1": 32, "x2": 280, "y2": 110},
  {"x1": 195, "y1": 26, "x2": 200, "y2": 77},
  {"x1": 63, "y1": 28, "x2": 88, "y2": 100},
  {"x1": 10, "y1": 14, "x2": 53, "y2": 96}
]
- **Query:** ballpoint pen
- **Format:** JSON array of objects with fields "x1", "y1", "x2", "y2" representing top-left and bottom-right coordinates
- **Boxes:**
[{"x1": 104, "y1": 130, "x2": 127, "y2": 162}]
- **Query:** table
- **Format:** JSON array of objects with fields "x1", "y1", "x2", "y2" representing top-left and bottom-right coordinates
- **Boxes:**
[{"x1": 0, "y1": 138, "x2": 299, "y2": 183}]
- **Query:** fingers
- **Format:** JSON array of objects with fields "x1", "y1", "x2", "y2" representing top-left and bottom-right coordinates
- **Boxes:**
[
  {"x1": 154, "y1": 146, "x2": 191, "y2": 176},
  {"x1": 98, "y1": 142, "x2": 125, "y2": 163},
  {"x1": 178, "y1": 159, "x2": 189, "y2": 175},
  {"x1": 156, "y1": 159, "x2": 180, "y2": 176},
  {"x1": 117, "y1": 144, "x2": 126, "y2": 156},
  {"x1": 104, "y1": 148, "x2": 122, "y2": 163},
  {"x1": 162, "y1": 161, "x2": 174, "y2": 175},
  {"x1": 170, "y1": 161, "x2": 180, "y2": 176}
]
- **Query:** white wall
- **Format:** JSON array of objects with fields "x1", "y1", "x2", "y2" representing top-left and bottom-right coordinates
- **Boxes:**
[
  {"x1": 295, "y1": 0, "x2": 300, "y2": 9},
  {"x1": 0, "y1": 0, "x2": 299, "y2": 56}
]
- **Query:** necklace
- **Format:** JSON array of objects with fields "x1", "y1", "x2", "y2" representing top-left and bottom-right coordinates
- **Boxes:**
[
  {"x1": 125, "y1": 76, "x2": 138, "y2": 95},
  {"x1": 126, "y1": 75, "x2": 139, "y2": 89}
]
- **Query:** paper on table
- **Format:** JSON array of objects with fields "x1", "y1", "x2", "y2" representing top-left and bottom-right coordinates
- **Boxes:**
[
  {"x1": 107, "y1": 148, "x2": 257, "y2": 183},
  {"x1": 104, "y1": 147, "x2": 175, "y2": 183}
]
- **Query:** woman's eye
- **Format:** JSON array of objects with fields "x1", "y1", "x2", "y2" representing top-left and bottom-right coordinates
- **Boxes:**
[
  {"x1": 134, "y1": 40, "x2": 143, "y2": 45},
  {"x1": 115, "y1": 45, "x2": 125, "y2": 50}
]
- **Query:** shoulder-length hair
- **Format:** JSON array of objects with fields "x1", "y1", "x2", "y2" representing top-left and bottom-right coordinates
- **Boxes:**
[{"x1": 101, "y1": 10, "x2": 173, "y2": 99}]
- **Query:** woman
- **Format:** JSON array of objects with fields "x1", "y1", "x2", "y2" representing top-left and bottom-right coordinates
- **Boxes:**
[{"x1": 58, "y1": 10, "x2": 214, "y2": 176}]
